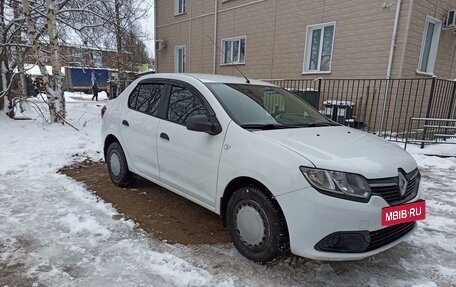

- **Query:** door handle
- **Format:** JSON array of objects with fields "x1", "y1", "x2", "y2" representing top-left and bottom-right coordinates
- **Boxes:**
[
  {"x1": 160, "y1": 132, "x2": 169, "y2": 141},
  {"x1": 122, "y1": 120, "x2": 129, "y2": 127}
]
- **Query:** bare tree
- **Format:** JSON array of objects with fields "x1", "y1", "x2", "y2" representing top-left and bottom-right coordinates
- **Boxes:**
[
  {"x1": 0, "y1": 0, "x2": 11, "y2": 114},
  {"x1": 1, "y1": 0, "x2": 151, "y2": 121}
]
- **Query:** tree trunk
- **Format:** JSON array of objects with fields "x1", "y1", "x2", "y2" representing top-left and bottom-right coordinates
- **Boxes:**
[
  {"x1": 46, "y1": 0, "x2": 64, "y2": 123},
  {"x1": 22, "y1": 0, "x2": 63, "y2": 123},
  {"x1": 0, "y1": 59, "x2": 9, "y2": 114},
  {"x1": 115, "y1": 0, "x2": 123, "y2": 95},
  {"x1": 0, "y1": 0, "x2": 9, "y2": 114},
  {"x1": 12, "y1": 0, "x2": 26, "y2": 114}
]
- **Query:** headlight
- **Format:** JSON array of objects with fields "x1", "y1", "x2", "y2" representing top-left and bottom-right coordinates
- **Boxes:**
[{"x1": 300, "y1": 167, "x2": 371, "y2": 202}]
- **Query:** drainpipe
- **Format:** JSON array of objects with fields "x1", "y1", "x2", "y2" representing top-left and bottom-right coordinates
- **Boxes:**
[
  {"x1": 213, "y1": 0, "x2": 218, "y2": 74},
  {"x1": 379, "y1": 0, "x2": 401, "y2": 136}
]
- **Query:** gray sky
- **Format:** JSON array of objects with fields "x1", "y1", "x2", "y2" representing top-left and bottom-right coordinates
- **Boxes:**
[{"x1": 139, "y1": 0, "x2": 155, "y2": 58}]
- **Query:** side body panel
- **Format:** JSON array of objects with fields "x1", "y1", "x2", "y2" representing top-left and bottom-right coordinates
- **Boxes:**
[{"x1": 215, "y1": 121, "x2": 315, "y2": 214}]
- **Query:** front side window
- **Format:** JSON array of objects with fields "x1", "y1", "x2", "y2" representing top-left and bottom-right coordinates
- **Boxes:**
[
  {"x1": 167, "y1": 85, "x2": 209, "y2": 125},
  {"x1": 174, "y1": 0, "x2": 186, "y2": 15},
  {"x1": 221, "y1": 36, "x2": 246, "y2": 65},
  {"x1": 207, "y1": 83, "x2": 333, "y2": 129},
  {"x1": 418, "y1": 16, "x2": 442, "y2": 74},
  {"x1": 174, "y1": 45, "x2": 186, "y2": 73},
  {"x1": 303, "y1": 22, "x2": 335, "y2": 72},
  {"x1": 128, "y1": 83, "x2": 164, "y2": 116}
]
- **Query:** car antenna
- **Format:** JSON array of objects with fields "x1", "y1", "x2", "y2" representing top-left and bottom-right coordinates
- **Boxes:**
[{"x1": 206, "y1": 36, "x2": 250, "y2": 84}]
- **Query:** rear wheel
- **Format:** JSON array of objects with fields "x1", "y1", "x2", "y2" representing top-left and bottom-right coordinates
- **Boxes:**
[
  {"x1": 106, "y1": 142, "x2": 135, "y2": 187},
  {"x1": 226, "y1": 186, "x2": 290, "y2": 263}
]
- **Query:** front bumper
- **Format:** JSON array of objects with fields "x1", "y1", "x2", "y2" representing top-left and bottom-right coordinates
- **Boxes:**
[{"x1": 275, "y1": 184, "x2": 422, "y2": 261}]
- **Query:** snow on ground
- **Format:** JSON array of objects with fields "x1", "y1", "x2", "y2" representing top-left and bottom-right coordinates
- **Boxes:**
[
  {"x1": 64, "y1": 91, "x2": 109, "y2": 102},
  {"x1": 1, "y1": 96, "x2": 455, "y2": 286}
]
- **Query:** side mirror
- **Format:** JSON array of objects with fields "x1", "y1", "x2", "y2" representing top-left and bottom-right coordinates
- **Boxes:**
[{"x1": 186, "y1": 115, "x2": 222, "y2": 135}]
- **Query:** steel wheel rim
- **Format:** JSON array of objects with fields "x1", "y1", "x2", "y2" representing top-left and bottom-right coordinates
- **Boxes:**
[
  {"x1": 235, "y1": 201, "x2": 267, "y2": 248},
  {"x1": 110, "y1": 151, "x2": 121, "y2": 177}
]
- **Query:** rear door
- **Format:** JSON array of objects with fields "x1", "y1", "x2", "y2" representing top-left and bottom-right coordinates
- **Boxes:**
[
  {"x1": 157, "y1": 81, "x2": 225, "y2": 208},
  {"x1": 119, "y1": 80, "x2": 166, "y2": 180}
]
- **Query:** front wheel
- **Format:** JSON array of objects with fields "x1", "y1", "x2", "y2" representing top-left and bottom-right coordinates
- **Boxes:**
[
  {"x1": 106, "y1": 142, "x2": 135, "y2": 187},
  {"x1": 226, "y1": 186, "x2": 290, "y2": 263}
]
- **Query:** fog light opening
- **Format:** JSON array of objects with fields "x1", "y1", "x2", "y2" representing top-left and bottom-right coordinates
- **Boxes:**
[{"x1": 315, "y1": 231, "x2": 370, "y2": 253}]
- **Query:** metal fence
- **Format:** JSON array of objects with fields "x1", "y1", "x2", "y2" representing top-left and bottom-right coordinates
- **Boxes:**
[{"x1": 266, "y1": 77, "x2": 456, "y2": 142}]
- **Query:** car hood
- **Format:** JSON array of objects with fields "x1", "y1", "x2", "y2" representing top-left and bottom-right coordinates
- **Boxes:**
[{"x1": 254, "y1": 126, "x2": 417, "y2": 179}]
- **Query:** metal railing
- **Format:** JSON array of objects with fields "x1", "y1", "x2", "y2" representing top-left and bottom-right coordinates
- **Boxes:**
[
  {"x1": 266, "y1": 77, "x2": 456, "y2": 142},
  {"x1": 404, "y1": 117, "x2": 456, "y2": 150}
]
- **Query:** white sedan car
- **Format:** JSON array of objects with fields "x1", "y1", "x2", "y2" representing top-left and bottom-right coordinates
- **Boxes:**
[{"x1": 101, "y1": 73, "x2": 423, "y2": 263}]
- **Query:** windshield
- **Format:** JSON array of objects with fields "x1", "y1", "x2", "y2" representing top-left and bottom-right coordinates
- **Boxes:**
[{"x1": 206, "y1": 83, "x2": 334, "y2": 129}]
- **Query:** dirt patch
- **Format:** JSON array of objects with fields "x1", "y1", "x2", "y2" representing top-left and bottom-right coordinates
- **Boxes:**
[
  {"x1": 0, "y1": 262, "x2": 38, "y2": 287},
  {"x1": 60, "y1": 161, "x2": 230, "y2": 245},
  {"x1": 0, "y1": 244, "x2": 38, "y2": 287}
]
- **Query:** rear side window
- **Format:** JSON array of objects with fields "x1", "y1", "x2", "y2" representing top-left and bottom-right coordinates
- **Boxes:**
[
  {"x1": 167, "y1": 85, "x2": 209, "y2": 125},
  {"x1": 128, "y1": 83, "x2": 164, "y2": 116}
]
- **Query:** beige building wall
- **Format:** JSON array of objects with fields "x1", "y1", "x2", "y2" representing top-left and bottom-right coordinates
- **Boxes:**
[
  {"x1": 398, "y1": 0, "x2": 456, "y2": 79},
  {"x1": 156, "y1": 0, "x2": 456, "y2": 80}
]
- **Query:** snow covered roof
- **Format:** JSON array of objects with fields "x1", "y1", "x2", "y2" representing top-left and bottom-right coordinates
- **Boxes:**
[{"x1": 24, "y1": 64, "x2": 65, "y2": 76}]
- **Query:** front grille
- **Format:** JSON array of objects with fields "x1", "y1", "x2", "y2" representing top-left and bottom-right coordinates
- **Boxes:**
[
  {"x1": 369, "y1": 169, "x2": 420, "y2": 205},
  {"x1": 366, "y1": 222, "x2": 416, "y2": 251}
]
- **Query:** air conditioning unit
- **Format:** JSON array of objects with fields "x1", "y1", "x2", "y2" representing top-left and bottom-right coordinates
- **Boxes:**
[
  {"x1": 445, "y1": 9, "x2": 456, "y2": 28},
  {"x1": 155, "y1": 39, "x2": 167, "y2": 51}
]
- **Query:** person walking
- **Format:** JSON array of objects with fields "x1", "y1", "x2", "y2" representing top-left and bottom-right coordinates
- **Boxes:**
[{"x1": 91, "y1": 82, "x2": 99, "y2": 101}]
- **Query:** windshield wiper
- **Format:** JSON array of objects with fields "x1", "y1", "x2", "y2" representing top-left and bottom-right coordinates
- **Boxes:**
[{"x1": 240, "y1": 123, "x2": 299, "y2": 130}]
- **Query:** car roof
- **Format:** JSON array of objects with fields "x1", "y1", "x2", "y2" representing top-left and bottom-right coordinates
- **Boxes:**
[{"x1": 137, "y1": 73, "x2": 276, "y2": 86}]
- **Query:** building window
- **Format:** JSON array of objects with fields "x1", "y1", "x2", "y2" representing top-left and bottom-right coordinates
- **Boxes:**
[
  {"x1": 303, "y1": 22, "x2": 335, "y2": 73},
  {"x1": 73, "y1": 48, "x2": 82, "y2": 65},
  {"x1": 418, "y1": 16, "x2": 442, "y2": 74},
  {"x1": 174, "y1": 45, "x2": 186, "y2": 73},
  {"x1": 221, "y1": 36, "x2": 246, "y2": 65},
  {"x1": 90, "y1": 51, "x2": 102, "y2": 67},
  {"x1": 38, "y1": 50, "x2": 49, "y2": 64},
  {"x1": 174, "y1": 0, "x2": 186, "y2": 15}
]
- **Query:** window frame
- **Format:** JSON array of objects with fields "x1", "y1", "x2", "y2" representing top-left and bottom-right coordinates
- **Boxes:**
[
  {"x1": 38, "y1": 50, "x2": 50, "y2": 63},
  {"x1": 220, "y1": 36, "x2": 246, "y2": 65},
  {"x1": 174, "y1": 0, "x2": 186, "y2": 16},
  {"x1": 302, "y1": 21, "x2": 336, "y2": 74},
  {"x1": 90, "y1": 50, "x2": 102, "y2": 68},
  {"x1": 174, "y1": 45, "x2": 186, "y2": 73},
  {"x1": 73, "y1": 48, "x2": 83, "y2": 65},
  {"x1": 417, "y1": 16, "x2": 442, "y2": 75}
]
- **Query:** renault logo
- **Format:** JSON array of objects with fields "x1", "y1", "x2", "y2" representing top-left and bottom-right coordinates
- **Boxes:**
[{"x1": 398, "y1": 172, "x2": 408, "y2": 196}]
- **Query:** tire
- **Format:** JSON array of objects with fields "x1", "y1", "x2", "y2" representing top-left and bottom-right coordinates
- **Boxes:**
[
  {"x1": 106, "y1": 142, "x2": 136, "y2": 187},
  {"x1": 226, "y1": 186, "x2": 290, "y2": 264}
]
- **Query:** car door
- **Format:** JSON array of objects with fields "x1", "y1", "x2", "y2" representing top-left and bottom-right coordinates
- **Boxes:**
[
  {"x1": 119, "y1": 80, "x2": 166, "y2": 180},
  {"x1": 157, "y1": 81, "x2": 225, "y2": 208}
]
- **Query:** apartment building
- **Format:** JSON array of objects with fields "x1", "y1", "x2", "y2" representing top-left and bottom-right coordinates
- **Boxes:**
[{"x1": 155, "y1": 0, "x2": 456, "y2": 80}]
